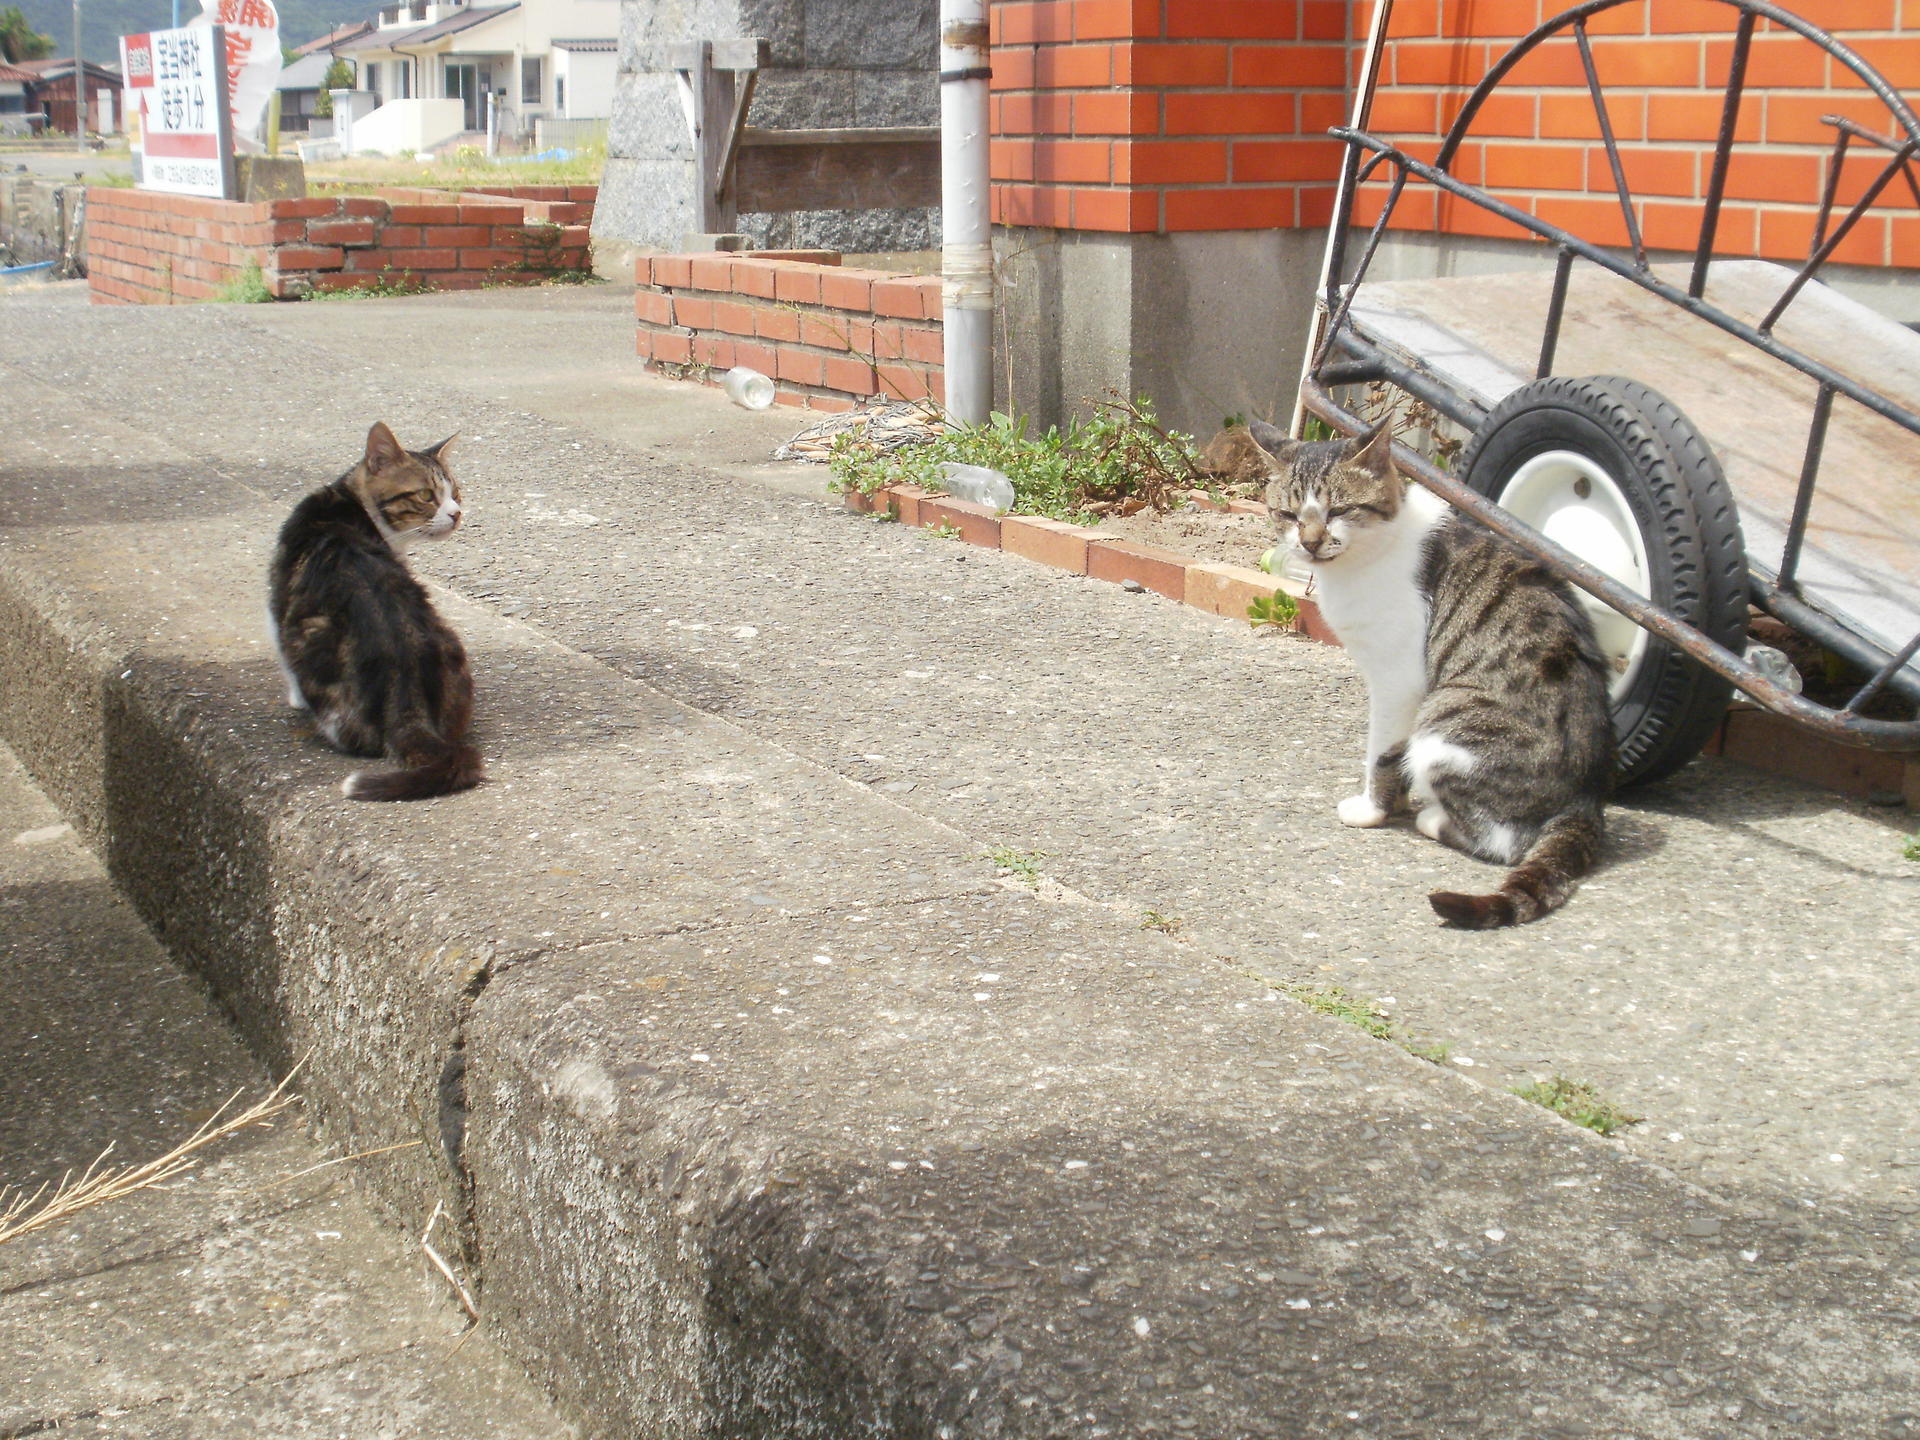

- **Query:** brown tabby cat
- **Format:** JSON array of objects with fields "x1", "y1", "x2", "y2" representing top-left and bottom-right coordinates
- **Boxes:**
[
  {"x1": 1251, "y1": 419, "x2": 1615, "y2": 927},
  {"x1": 268, "y1": 422, "x2": 483, "y2": 801}
]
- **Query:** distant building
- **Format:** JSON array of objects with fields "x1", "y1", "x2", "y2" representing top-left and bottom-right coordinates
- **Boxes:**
[
  {"x1": 11, "y1": 57, "x2": 119, "y2": 135},
  {"x1": 0, "y1": 61, "x2": 36, "y2": 132},
  {"x1": 334, "y1": 0, "x2": 615, "y2": 150}
]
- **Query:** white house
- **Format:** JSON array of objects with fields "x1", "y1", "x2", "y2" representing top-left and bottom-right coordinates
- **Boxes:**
[{"x1": 336, "y1": 0, "x2": 616, "y2": 153}]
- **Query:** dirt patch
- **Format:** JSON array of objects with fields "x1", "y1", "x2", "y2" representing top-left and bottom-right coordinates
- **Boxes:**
[{"x1": 1090, "y1": 501, "x2": 1274, "y2": 570}]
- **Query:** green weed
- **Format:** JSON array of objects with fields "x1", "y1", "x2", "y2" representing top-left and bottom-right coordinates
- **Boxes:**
[
  {"x1": 1139, "y1": 909, "x2": 1182, "y2": 934},
  {"x1": 1247, "y1": 590, "x2": 1299, "y2": 630},
  {"x1": 1283, "y1": 984, "x2": 1395, "y2": 1040},
  {"x1": 211, "y1": 256, "x2": 272, "y2": 303},
  {"x1": 1511, "y1": 1076, "x2": 1640, "y2": 1136},
  {"x1": 828, "y1": 395, "x2": 1206, "y2": 525},
  {"x1": 983, "y1": 845, "x2": 1048, "y2": 887}
]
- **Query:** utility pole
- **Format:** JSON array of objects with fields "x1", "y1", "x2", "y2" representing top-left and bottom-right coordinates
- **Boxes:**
[{"x1": 72, "y1": 0, "x2": 83, "y2": 152}]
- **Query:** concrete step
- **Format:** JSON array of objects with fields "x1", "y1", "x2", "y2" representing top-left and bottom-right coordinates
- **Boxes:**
[
  {"x1": 1, "y1": 286, "x2": 1916, "y2": 1438},
  {"x1": 0, "y1": 738, "x2": 574, "y2": 1438}
]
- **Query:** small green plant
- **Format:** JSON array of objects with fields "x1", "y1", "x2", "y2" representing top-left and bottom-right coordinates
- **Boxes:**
[
  {"x1": 1284, "y1": 984, "x2": 1396, "y2": 1040},
  {"x1": 1247, "y1": 589, "x2": 1300, "y2": 630},
  {"x1": 211, "y1": 256, "x2": 272, "y2": 303},
  {"x1": 827, "y1": 394, "x2": 1206, "y2": 525},
  {"x1": 982, "y1": 845, "x2": 1048, "y2": 887},
  {"x1": 1278, "y1": 981, "x2": 1451, "y2": 1063},
  {"x1": 1139, "y1": 909, "x2": 1182, "y2": 934},
  {"x1": 924, "y1": 521, "x2": 963, "y2": 540},
  {"x1": 1511, "y1": 1076, "x2": 1640, "y2": 1136},
  {"x1": 1904, "y1": 830, "x2": 1920, "y2": 862},
  {"x1": 304, "y1": 267, "x2": 429, "y2": 301}
]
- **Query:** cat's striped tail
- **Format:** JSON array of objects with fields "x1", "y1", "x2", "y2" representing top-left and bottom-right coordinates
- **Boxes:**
[
  {"x1": 343, "y1": 725, "x2": 484, "y2": 802},
  {"x1": 1427, "y1": 806, "x2": 1604, "y2": 929}
]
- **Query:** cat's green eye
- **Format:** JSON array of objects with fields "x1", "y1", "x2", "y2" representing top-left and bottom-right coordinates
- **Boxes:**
[{"x1": 1329, "y1": 504, "x2": 1354, "y2": 518}]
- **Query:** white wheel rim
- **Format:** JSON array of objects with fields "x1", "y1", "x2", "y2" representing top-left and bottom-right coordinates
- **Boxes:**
[{"x1": 1497, "y1": 449, "x2": 1652, "y2": 703}]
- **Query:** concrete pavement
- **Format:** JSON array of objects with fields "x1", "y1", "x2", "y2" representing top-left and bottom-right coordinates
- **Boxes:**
[{"x1": 2, "y1": 276, "x2": 1917, "y2": 1437}]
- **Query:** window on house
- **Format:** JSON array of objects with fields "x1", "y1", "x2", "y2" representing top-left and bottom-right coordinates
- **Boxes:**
[
  {"x1": 555, "y1": 74, "x2": 565, "y2": 115},
  {"x1": 363, "y1": 61, "x2": 380, "y2": 101},
  {"x1": 397, "y1": 63, "x2": 410, "y2": 99},
  {"x1": 521, "y1": 56, "x2": 541, "y2": 105}
]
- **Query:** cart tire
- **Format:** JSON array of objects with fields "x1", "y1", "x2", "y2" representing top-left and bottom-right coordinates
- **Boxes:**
[{"x1": 1457, "y1": 375, "x2": 1747, "y2": 788}]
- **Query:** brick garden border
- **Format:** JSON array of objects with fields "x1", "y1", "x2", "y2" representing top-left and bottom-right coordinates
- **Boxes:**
[{"x1": 87, "y1": 184, "x2": 595, "y2": 305}]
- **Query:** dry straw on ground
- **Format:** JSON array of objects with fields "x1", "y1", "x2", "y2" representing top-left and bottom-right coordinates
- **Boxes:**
[{"x1": 0, "y1": 1064, "x2": 303, "y2": 1247}]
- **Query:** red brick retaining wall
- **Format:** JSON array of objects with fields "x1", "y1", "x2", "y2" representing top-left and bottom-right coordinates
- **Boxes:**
[
  {"x1": 988, "y1": 0, "x2": 1920, "y2": 267},
  {"x1": 634, "y1": 252, "x2": 945, "y2": 412},
  {"x1": 87, "y1": 185, "x2": 595, "y2": 305}
]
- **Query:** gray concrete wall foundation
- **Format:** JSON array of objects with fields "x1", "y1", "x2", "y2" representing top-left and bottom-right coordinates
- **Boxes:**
[
  {"x1": 996, "y1": 226, "x2": 1327, "y2": 438},
  {"x1": 598, "y1": 0, "x2": 937, "y2": 255}
]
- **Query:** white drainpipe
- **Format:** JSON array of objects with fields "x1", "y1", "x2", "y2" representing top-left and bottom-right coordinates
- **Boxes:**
[{"x1": 939, "y1": 0, "x2": 992, "y2": 427}]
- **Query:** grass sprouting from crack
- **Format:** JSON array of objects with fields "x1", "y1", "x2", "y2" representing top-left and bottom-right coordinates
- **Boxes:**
[
  {"x1": 1276, "y1": 981, "x2": 1452, "y2": 1065},
  {"x1": 1285, "y1": 984, "x2": 1396, "y2": 1039},
  {"x1": 982, "y1": 845, "x2": 1048, "y2": 887},
  {"x1": 1511, "y1": 1076, "x2": 1641, "y2": 1137}
]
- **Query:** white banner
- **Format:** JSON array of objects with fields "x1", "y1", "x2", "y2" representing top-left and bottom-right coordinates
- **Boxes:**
[{"x1": 195, "y1": 0, "x2": 281, "y2": 150}]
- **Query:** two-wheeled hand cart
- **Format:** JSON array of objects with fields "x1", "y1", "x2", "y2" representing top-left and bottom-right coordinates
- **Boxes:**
[{"x1": 1297, "y1": 0, "x2": 1920, "y2": 786}]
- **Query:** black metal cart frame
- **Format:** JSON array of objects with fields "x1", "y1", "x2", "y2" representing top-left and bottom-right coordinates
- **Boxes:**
[{"x1": 1299, "y1": 0, "x2": 1920, "y2": 751}]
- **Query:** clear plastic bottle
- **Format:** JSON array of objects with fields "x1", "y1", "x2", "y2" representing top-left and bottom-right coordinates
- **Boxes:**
[{"x1": 938, "y1": 462, "x2": 1016, "y2": 512}]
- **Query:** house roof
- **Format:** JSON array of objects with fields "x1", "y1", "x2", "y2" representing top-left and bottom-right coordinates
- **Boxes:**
[
  {"x1": 0, "y1": 61, "x2": 38, "y2": 84},
  {"x1": 337, "y1": 5, "x2": 518, "y2": 53},
  {"x1": 293, "y1": 20, "x2": 376, "y2": 57},
  {"x1": 10, "y1": 57, "x2": 119, "y2": 83},
  {"x1": 277, "y1": 51, "x2": 338, "y2": 91},
  {"x1": 553, "y1": 38, "x2": 615, "y2": 53}
]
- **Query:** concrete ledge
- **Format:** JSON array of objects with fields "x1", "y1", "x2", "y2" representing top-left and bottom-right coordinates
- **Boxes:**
[{"x1": 4, "y1": 484, "x2": 1916, "y2": 1435}]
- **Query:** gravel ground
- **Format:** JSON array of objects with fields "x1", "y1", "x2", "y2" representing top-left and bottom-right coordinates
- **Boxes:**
[{"x1": 6, "y1": 278, "x2": 1917, "y2": 1268}]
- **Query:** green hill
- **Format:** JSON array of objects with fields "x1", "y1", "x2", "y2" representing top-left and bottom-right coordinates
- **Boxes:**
[{"x1": 10, "y1": 0, "x2": 379, "y2": 63}]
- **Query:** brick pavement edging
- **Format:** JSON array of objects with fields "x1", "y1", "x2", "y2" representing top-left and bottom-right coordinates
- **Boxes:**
[
  {"x1": 86, "y1": 184, "x2": 595, "y2": 305},
  {"x1": 635, "y1": 251, "x2": 945, "y2": 413},
  {"x1": 844, "y1": 482, "x2": 1920, "y2": 807},
  {"x1": 842, "y1": 482, "x2": 1338, "y2": 645}
]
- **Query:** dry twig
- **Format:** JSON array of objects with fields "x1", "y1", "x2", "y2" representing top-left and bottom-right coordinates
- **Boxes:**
[
  {"x1": 0, "y1": 1060, "x2": 305, "y2": 1247},
  {"x1": 421, "y1": 1200, "x2": 481, "y2": 1326}
]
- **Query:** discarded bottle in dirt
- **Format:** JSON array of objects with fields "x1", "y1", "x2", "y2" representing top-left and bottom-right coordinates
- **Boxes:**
[
  {"x1": 1743, "y1": 643, "x2": 1803, "y2": 694},
  {"x1": 938, "y1": 462, "x2": 1016, "y2": 513},
  {"x1": 722, "y1": 366, "x2": 775, "y2": 410}
]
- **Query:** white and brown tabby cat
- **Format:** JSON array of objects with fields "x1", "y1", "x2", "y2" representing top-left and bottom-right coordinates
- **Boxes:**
[
  {"x1": 268, "y1": 422, "x2": 483, "y2": 802},
  {"x1": 1250, "y1": 419, "x2": 1615, "y2": 928}
]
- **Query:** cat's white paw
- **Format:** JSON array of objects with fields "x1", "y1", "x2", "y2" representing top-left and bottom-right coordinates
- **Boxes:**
[
  {"x1": 1337, "y1": 794, "x2": 1389, "y2": 828},
  {"x1": 285, "y1": 684, "x2": 309, "y2": 710},
  {"x1": 1415, "y1": 805, "x2": 1451, "y2": 842}
]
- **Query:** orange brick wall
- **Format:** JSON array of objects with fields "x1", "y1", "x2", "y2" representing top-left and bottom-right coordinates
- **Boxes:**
[
  {"x1": 989, "y1": 0, "x2": 1352, "y2": 233},
  {"x1": 635, "y1": 254, "x2": 945, "y2": 411},
  {"x1": 990, "y1": 0, "x2": 1920, "y2": 267},
  {"x1": 1350, "y1": 0, "x2": 1920, "y2": 267},
  {"x1": 86, "y1": 186, "x2": 596, "y2": 305}
]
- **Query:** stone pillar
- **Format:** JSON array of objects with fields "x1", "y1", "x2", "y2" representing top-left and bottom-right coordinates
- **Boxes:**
[{"x1": 597, "y1": 0, "x2": 939, "y2": 263}]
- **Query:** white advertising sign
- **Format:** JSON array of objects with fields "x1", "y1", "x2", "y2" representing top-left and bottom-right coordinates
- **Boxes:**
[
  {"x1": 121, "y1": 26, "x2": 235, "y2": 199},
  {"x1": 196, "y1": 0, "x2": 281, "y2": 150}
]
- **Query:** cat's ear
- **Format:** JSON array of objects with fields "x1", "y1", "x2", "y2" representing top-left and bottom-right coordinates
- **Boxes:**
[
  {"x1": 1349, "y1": 420, "x2": 1396, "y2": 477},
  {"x1": 1245, "y1": 418, "x2": 1301, "y2": 464},
  {"x1": 364, "y1": 422, "x2": 406, "y2": 475},
  {"x1": 423, "y1": 434, "x2": 458, "y2": 460}
]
